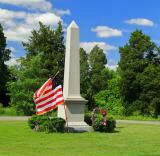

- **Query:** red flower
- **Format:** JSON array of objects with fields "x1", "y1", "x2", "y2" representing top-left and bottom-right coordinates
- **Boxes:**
[{"x1": 101, "y1": 110, "x2": 107, "y2": 117}]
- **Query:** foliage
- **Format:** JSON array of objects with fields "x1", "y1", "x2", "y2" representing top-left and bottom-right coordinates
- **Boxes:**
[
  {"x1": 28, "y1": 115, "x2": 66, "y2": 133},
  {"x1": 94, "y1": 74, "x2": 124, "y2": 115},
  {"x1": 138, "y1": 64, "x2": 160, "y2": 118},
  {"x1": 92, "y1": 115, "x2": 116, "y2": 132},
  {"x1": 119, "y1": 30, "x2": 160, "y2": 116},
  {"x1": 84, "y1": 45, "x2": 107, "y2": 110},
  {"x1": 84, "y1": 112, "x2": 92, "y2": 126},
  {"x1": 22, "y1": 21, "x2": 65, "y2": 84},
  {"x1": 8, "y1": 22, "x2": 65, "y2": 115},
  {"x1": 89, "y1": 45, "x2": 107, "y2": 94},
  {"x1": 0, "y1": 103, "x2": 4, "y2": 114},
  {"x1": 80, "y1": 48, "x2": 90, "y2": 98},
  {"x1": 0, "y1": 24, "x2": 11, "y2": 107},
  {"x1": 0, "y1": 105, "x2": 17, "y2": 116}
]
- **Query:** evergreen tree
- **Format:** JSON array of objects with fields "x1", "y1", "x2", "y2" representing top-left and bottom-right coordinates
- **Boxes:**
[
  {"x1": 80, "y1": 48, "x2": 90, "y2": 98},
  {"x1": 0, "y1": 24, "x2": 11, "y2": 106},
  {"x1": 23, "y1": 21, "x2": 65, "y2": 84},
  {"x1": 119, "y1": 30, "x2": 159, "y2": 115},
  {"x1": 87, "y1": 45, "x2": 107, "y2": 109},
  {"x1": 138, "y1": 64, "x2": 160, "y2": 118},
  {"x1": 89, "y1": 45, "x2": 107, "y2": 94}
]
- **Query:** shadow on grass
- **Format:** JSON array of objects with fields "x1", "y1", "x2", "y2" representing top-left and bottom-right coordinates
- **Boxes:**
[{"x1": 116, "y1": 126, "x2": 124, "y2": 129}]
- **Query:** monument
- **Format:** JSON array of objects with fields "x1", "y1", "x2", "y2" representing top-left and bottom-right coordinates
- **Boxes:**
[{"x1": 58, "y1": 21, "x2": 92, "y2": 132}]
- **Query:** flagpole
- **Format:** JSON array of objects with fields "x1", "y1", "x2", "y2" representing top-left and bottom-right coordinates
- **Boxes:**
[{"x1": 51, "y1": 70, "x2": 60, "y2": 80}]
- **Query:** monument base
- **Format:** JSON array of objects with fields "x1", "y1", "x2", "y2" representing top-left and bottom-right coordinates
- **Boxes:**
[{"x1": 66, "y1": 122, "x2": 93, "y2": 132}]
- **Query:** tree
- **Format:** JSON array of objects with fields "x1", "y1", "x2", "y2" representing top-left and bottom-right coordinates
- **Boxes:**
[
  {"x1": 89, "y1": 45, "x2": 107, "y2": 94},
  {"x1": 8, "y1": 22, "x2": 65, "y2": 115},
  {"x1": 138, "y1": 64, "x2": 160, "y2": 118},
  {"x1": 119, "y1": 30, "x2": 159, "y2": 115},
  {"x1": 0, "y1": 24, "x2": 11, "y2": 106},
  {"x1": 87, "y1": 45, "x2": 107, "y2": 109},
  {"x1": 23, "y1": 22, "x2": 65, "y2": 83},
  {"x1": 80, "y1": 48, "x2": 90, "y2": 98}
]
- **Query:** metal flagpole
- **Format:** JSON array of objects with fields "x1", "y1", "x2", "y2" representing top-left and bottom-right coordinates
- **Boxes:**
[{"x1": 51, "y1": 70, "x2": 60, "y2": 80}]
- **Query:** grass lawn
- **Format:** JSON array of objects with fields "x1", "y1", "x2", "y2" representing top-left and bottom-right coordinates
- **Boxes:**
[{"x1": 0, "y1": 121, "x2": 160, "y2": 156}]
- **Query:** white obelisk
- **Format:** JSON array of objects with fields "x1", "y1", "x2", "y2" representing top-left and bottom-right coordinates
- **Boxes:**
[{"x1": 58, "y1": 21, "x2": 92, "y2": 132}]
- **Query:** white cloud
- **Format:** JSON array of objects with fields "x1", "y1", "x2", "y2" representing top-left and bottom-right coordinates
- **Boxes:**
[
  {"x1": 106, "y1": 60, "x2": 118, "y2": 70},
  {"x1": 91, "y1": 26, "x2": 122, "y2": 38},
  {"x1": 5, "y1": 58, "x2": 19, "y2": 66},
  {"x1": 0, "y1": 9, "x2": 62, "y2": 42},
  {"x1": 125, "y1": 18, "x2": 154, "y2": 26},
  {"x1": 4, "y1": 25, "x2": 33, "y2": 42},
  {"x1": 0, "y1": 8, "x2": 26, "y2": 19},
  {"x1": 5, "y1": 47, "x2": 19, "y2": 66},
  {"x1": 25, "y1": 13, "x2": 62, "y2": 26},
  {"x1": 0, "y1": 0, "x2": 52, "y2": 12},
  {"x1": 54, "y1": 9, "x2": 71, "y2": 16},
  {"x1": 80, "y1": 42, "x2": 117, "y2": 54},
  {"x1": 106, "y1": 64, "x2": 118, "y2": 70}
]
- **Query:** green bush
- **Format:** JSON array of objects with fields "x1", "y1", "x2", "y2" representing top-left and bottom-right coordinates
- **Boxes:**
[
  {"x1": 84, "y1": 112, "x2": 92, "y2": 126},
  {"x1": 92, "y1": 115, "x2": 116, "y2": 132},
  {"x1": 28, "y1": 115, "x2": 66, "y2": 133},
  {"x1": 50, "y1": 118, "x2": 66, "y2": 132},
  {"x1": 94, "y1": 77, "x2": 125, "y2": 115},
  {"x1": 0, "y1": 103, "x2": 5, "y2": 114}
]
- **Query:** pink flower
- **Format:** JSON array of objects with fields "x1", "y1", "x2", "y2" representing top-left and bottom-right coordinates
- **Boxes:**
[{"x1": 102, "y1": 121, "x2": 107, "y2": 126}]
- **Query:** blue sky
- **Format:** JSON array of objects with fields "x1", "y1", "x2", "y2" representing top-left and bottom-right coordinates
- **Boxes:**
[{"x1": 0, "y1": 0, "x2": 160, "y2": 69}]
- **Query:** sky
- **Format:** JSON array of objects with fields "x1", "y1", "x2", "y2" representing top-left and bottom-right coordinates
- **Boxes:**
[{"x1": 0, "y1": 0, "x2": 160, "y2": 69}]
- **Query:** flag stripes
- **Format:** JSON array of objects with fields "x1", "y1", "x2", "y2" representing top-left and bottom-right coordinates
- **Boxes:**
[
  {"x1": 33, "y1": 78, "x2": 64, "y2": 115},
  {"x1": 36, "y1": 78, "x2": 52, "y2": 98}
]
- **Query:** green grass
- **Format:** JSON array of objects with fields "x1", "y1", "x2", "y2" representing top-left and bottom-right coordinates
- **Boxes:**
[
  {"x1": 0, "y1": 106, "x2": 17, "y2": 116},
  {"x1": 0, "y1": 121, "x2": 160, "y2": 156}
]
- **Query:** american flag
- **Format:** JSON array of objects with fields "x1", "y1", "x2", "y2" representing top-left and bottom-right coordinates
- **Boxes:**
[{"x1": 33, "y1": 78, "x2": 64, "y2": 115}]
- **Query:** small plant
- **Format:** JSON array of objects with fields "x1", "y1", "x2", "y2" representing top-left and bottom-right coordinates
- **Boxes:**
[
  {"x1": 92, "y1": 115, "x2": 116, "y2": 132},
  {"x1": 28, "y1": 115, "x2": 66, "y2": 133}
]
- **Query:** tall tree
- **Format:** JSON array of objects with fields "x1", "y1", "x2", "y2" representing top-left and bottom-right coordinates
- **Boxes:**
[
  {"x1": 89, "y1": 45, "x2": 107, "y2": 94},
  {"x1": 80, "y1": 48, "x2": 90, "y2": 98},
  {"x1": 0, "y1": 24, "x2": 11, "y2": 106},
  {"x1": 138, "y1": 64, "x2": 160, "y2": 118},
  {"x1": 23, "y1": 21, "x2": 65, "y2": 84},
  {"x1": 87, "y1": 45, "x2": 107, "y2": 109},
  {"x1": 8, "y1": 22, "x2": 65, "y2": 115},
  {"x1": 119, "y1": 30, "x2": 159, "y2": 115}
]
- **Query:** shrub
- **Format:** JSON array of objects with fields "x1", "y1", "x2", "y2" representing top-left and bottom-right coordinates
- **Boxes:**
[
  {"x1": 94, "y1": 77, "x2": 125, "y2": 115},
  {"x1": 28, "y1": 115, "x2": 66, "y2": 133},
  {"x1": 50, "y1": 118, "x2": 66, "y2": 132},
  {"x1": 92, "y1": 115, "x2": 116, "y2": 132},
  {"x1": 0, "y1": 103, "x2": 5, "y2": 114},
  {"x1": 84, "y1": 112, "x2": 92, "y2": 126}
]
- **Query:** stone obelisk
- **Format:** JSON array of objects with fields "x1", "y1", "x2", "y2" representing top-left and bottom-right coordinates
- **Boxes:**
[{"x1": 58, "y1": 21, "x2": 92, "y2": 132}]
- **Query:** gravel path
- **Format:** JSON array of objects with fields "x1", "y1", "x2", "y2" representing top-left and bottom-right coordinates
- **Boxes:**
[
  {"x1": 116, "y1": 120, "x2": 160, "y2": 125},
  {"x1": 0, "y1": 116, "x2": 160, "y2": 124},
  {"x1": 0, "y1": 116, "x2": 30, "y2": 120}
]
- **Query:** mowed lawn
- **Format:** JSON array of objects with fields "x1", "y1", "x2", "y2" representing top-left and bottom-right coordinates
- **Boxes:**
[{"x1": 0, "y1": 121, "x2": 160, "y2": 156}]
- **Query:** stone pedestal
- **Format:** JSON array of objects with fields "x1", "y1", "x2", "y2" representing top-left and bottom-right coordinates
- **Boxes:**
[{"x1": 58, "y1": 21, "x2": 93, "y2": 132}]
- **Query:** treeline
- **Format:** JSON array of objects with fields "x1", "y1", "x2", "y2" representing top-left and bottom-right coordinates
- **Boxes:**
[{"x1": 0, "y1": 23, "x2": 160, "y2": 117}]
